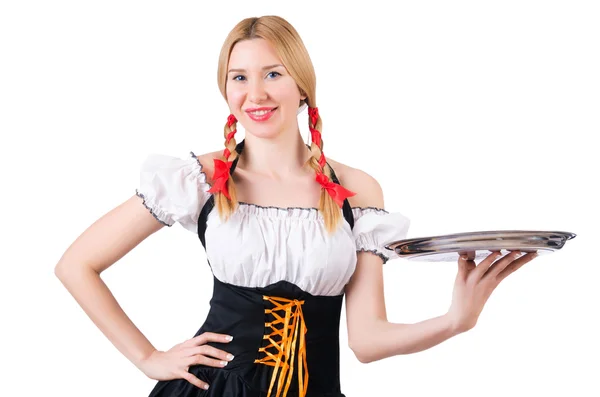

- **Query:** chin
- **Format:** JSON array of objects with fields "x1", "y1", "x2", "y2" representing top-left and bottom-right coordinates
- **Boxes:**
[
  {"x1": 243, "y1": 118, "x2": 290, "y2": 140},
  {"x1": 245, "y1": 127, "x2": 284, "y2": 140}
]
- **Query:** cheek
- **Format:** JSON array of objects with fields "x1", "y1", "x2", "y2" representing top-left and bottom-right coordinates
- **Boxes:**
[
  {"x1": 274, "y1": 81, "x2": 301, "y2": 105},
  {"x1": 226, "y1": 86, "x2": 245, "y2": 110}
]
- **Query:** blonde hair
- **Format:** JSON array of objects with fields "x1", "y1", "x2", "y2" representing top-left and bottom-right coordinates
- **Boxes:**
[{"x1": 213, "y1": 15, "x2": 352, "y2": 233}]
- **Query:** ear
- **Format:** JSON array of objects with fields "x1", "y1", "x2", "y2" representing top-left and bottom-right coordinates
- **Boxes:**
[{"x1": 297, "y1": 101, "x2": 308, "y2": 115}]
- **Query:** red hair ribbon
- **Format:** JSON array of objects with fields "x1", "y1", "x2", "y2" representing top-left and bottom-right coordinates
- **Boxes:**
[
  {"x1": 227, "y1": 114, "x2": 237, "y2": 127},
  {"x1": 308, "y1": 107, "x2": 322, "y2": 147},
  {"x1": 208, "y1": 114, "x2": 238, "y2": 199},
  {"x1": 318, "y1": 151, "x2": 326, "y2": 169},
  {"x1": 308, "y1": 107, "x2": 319, "y2": 126},
  {"x1": 309, "y1": 126, "x2": 322, "y2": 147},
  {"x1": 315, "y1": 172, "x2": 356, "y2": 208},
  {"x1": 226, "y1": 114, "x2": 237, "y2": 145},
  {"x1": 207, "y1": 158, "x2": 234, "y2": 200}
]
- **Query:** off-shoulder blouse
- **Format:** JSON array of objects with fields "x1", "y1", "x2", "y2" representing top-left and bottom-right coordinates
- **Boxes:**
[{"x1": 135, "y1": 152, "x2": 411, "y2": 296}]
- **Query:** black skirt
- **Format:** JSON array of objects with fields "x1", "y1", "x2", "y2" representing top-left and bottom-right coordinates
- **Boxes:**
[{"x1": 148, "y1": 276, "x2": 347, "y2": 397}]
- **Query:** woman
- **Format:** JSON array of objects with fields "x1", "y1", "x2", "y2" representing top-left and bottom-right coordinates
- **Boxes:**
[{"x1": 55, "y1": 15, "x2": 538, "y2": 397}]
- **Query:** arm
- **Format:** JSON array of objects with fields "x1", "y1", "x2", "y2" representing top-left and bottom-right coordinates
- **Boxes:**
[
  {"x1": 342, "y1": 166, "x2": 459, "y2": 364},
  {"x1": 345, "y1": 252, "x2": 459, "y2": 363},
  {"x1": 342, "y1": 167, "x2": 537, "y2": 364},
  {"x1": 54, "y1": 194, "x2": 165, "y2": 370}
]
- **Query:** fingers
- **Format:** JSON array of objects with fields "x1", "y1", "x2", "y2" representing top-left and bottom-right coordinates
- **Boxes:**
[
  {"x1": 496, "y1": 251, "x2": 538, "y2": 282},
  {"x1": 180, "y1": 371, "x2": 210, "y2": 391},
  {"x1": 186, "y1": 353, "x2": 231, "y2": 368},
  {"x1": 181, "y1": 333, "x2": 235, "y2": 369},
  {"x1": 469, "y1": 251, "x2": 503, "y2": 280},
  {"x1": 457, "y1": 253, "x2": 476, "y2": 281},
  {"x1": 482, "y1": 250, "x2": 523, "y2": 279},
  {"x1": 463, "y1": 251, "x2": 476, "y2": 261},
  {"x1": 186, "y1": 345, "x2": 234, "y2": 363},
  {"x1": 157, "y1": 332, "x2": 235, "y2": 390},
  {"x1": 484, "y1": 251, "x2": 538, "y2": 281},
  {"x1": 457, "y1": 251, "x2": 476, "y2": 265},
  {"x1": 184, "y1": 332, "x2": 233, "y2": 347}
]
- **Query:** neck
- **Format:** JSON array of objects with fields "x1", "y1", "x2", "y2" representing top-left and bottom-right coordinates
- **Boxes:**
[{"x1": 237, "y1": 127, "x2": 312, "y2": 179}]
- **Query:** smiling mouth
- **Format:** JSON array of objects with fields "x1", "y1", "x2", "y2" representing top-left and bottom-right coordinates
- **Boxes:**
[{"x1": 245, "y1": 107, "x2": 277, "y2": 115}]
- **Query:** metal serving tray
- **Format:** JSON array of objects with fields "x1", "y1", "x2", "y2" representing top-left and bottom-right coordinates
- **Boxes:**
[{"x1": 385, "y1": 230, "x2": 576, "y2": 262}]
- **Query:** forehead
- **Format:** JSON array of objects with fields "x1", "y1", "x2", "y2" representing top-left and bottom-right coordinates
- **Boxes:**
[{"x1": 228, "y1": 38, "x2": 282, "y2": 69}]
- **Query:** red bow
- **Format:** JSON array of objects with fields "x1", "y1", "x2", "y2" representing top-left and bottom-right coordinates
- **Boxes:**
[
  {"x1": 207, "y1": 158, "x2": 233, "y2": 199},
  {"x1": 315, "y1": 172, "x2": 356, "y2": 208}
]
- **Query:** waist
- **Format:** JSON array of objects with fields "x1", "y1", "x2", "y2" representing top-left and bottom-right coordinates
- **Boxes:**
[{"x1": 194, "y1": 276, "x2": 344, "y2": 396}]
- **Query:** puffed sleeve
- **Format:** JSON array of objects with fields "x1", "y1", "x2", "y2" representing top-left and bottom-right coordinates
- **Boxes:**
[
  {"x1": 135, "y1": 151, "x2": 211, "y2": 233},
  {"x1": 352, "y1": 207, "x2": 411, "y2": 264}
]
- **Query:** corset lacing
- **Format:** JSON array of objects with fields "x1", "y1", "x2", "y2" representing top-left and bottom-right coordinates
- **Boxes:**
[{"x1": 254, "y1": 295, "x2": 308, "y2": 397}]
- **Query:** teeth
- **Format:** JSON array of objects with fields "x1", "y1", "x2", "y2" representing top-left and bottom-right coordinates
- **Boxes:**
[{"x1": 250, "y1": 109, "x2": 273, "y2": 116}]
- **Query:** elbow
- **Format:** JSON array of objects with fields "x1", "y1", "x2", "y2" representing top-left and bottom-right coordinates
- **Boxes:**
[
  {"x1": 348, "y1": 320, "x2": 389, "y2": 363},
  {"x1": 348, "y1": 340, "x2": 379, "y2": 364},
  {"x1": 54, "y1": 261, "x2": 94, "y2": 282},
  {"x1": 54, "y1": 262, "x2": 67, "y2": 280},
  {"x1": 354, "y1": 351, "x2": 375, "y2": 364},
  {"x1": 348, "y1": 319, "x2": 393, "y2": 363},
  {"x1": 54, "y1": 259, "x2": 76, "y2": 279},
  {"x1": 54, "y1": 262, "x2": 76, "y2": 286}
]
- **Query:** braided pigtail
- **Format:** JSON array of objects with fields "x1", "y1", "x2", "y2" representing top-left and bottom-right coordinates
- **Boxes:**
[
  {"x1": 304, "y1": 107, "x2": 356, "y2": 233},
  {"x1": 207, "y1": 114, "x2": 240, "y2": 221}
]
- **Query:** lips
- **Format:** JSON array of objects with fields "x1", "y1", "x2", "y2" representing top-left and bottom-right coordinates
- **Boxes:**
[
  {"x1": 245, "y1": 107, "x2": 277, "y2": 122},
  {"x1": 245, "y1": 106, "x2": 277, "y2": 113}
]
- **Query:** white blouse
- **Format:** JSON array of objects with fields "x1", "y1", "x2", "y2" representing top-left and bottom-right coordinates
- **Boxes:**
[{"x1": 135, "y1": 152, "x2": 411, "y2": 296}]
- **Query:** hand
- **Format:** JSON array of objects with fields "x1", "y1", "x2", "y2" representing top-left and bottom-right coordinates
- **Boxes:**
[
  {"x1": 446, "y1": 250, "x2": 539, "y2": 334},
  {"x1": 138, "y1": 332, "x2": 235, "y2": 390}
]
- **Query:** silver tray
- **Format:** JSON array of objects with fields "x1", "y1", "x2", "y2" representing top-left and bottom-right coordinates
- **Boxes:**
[{"x1": 384, "y1": 230, "x2": 576, "y2": 262}]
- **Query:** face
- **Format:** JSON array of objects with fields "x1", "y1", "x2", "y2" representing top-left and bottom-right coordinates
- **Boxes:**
[{"x1": 226, "y1": 38, "x2": 306, "y2": 139}]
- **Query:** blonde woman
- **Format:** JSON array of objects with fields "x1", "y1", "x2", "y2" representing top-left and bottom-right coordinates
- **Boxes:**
[{"x1": 55, "y1": 15, "x2": 538, "y2": 397}]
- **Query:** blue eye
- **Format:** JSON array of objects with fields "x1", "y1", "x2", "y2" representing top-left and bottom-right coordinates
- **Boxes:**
[{"x1": 232, "y1": 71, "x2": 280, "y2": 82}]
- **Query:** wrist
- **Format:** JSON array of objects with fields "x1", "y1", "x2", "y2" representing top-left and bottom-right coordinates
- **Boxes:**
[
  {"x1": 443, "y1": 311, "x2": 469, "y2": 336},
  {"x1": 133, "y1": 347, "x2": 158, "y2": 371}
]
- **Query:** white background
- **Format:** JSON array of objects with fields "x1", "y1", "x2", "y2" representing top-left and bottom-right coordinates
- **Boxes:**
[{"x1": 2, "y1": 0, "x2": 598, "y2": 396}]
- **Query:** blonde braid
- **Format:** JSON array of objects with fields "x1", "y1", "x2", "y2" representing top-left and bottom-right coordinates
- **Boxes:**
[
  {"x1": 304, "y1": 107, "x2": 349, "y2": 233},
  {"x1": 211, "y1": 114, "x2": 240, "y2": 221}
]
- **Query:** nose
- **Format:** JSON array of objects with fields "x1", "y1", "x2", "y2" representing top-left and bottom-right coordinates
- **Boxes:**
[{"x1": 248, "y1": 79, "x2": 268, "y2": 104}]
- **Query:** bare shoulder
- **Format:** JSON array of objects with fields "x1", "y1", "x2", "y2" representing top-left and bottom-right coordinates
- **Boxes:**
[
  {"x1": 192, "y1": 150, "x2": 223, "y2": 183},
  {"x1": 326, "y1": 158, "x2": 384, "y2": 209}
]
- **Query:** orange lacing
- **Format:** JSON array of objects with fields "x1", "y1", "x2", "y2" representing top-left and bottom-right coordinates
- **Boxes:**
[{"x1": 254, "y1": 295, "x2": 308, "y2": 397}]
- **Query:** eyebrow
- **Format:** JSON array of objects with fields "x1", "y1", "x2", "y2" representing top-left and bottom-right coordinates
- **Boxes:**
[{"x1": 227, "y1": 64, "x2": 285, "y2": 74}]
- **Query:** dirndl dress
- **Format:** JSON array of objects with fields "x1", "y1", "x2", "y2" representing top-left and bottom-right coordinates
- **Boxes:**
[{"x1": 135, "y1": 140, "x2": 411, "y2": 397}]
